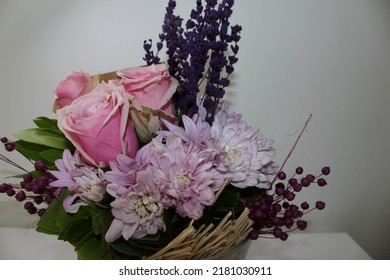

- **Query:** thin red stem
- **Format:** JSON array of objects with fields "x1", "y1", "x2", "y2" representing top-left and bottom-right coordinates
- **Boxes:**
[{"x1": 270, "y1": 114, "x2": 313, "y2": 187}]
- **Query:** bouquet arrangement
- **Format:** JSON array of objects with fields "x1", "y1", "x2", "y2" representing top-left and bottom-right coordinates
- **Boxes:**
[{"x1": 0, "y1": 0, "x2": 329, "y2": 260}]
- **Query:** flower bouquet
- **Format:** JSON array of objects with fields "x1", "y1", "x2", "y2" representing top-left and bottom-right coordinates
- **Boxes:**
[{"x1": 0, "y1": 0, "x2": 329, "y2": 260}]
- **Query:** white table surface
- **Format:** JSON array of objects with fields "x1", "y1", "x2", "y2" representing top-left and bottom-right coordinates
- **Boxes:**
[{"x1": 0, "y1": 227, "x2": 371, "y2": 260}]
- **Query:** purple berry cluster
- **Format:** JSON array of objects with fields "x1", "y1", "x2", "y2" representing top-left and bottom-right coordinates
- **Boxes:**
[
  {"x1": 144, "y1": 0, "x2": 242, "y2": 124},
  {"x1": 0, "y1": 137, "x2": 56, "y2": 217},
  {"x1": 243, "y1": 166, "x2": 330, "y2": 241}
]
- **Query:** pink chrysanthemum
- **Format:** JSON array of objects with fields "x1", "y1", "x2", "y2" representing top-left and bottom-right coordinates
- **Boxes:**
[
  {"x1": 160, "y1": 114, "x2": 211, "y2": 146},
  {"x1": 49, "y1": 149, "x2": 107, "y2": 213},
  {"x1": 209, "y1": 107, "x2": 276, "y2": 188},
  {"x1": 104, "y1": 154, "x2": 143, "y2": 198},
  {"x1": 105, "y1": 168, "x2": 165, "y2": 242},
  {"x1": 147, "y1": 135, "x2": 224, "y2": 219}
]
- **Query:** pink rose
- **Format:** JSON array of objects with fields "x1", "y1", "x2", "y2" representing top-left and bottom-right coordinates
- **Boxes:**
[
  {"x1": 53, "y1": 71, "x2": 98, "y2": 110},
  {"x1": 117, "y1": 63, "x2": 178, "y2": 143},
  {"x1": 56, "y1": 81, "x2": 139, "y2": 167}
]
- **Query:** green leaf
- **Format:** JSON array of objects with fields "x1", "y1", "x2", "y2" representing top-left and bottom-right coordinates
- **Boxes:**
[
  {"x1": 89, "y1": 205, "x2": 114, "y2": 236},
  {"x1": 33, "y1": 117, "x2": 59, "y2": 130},
  {"x1": 13, "y1": 140, "x2": 48, "y2": 162},
  {"x1": 37, "y1": 189, "x2": 75, "y2": 236},
  {"x1": 39, "y1": 149, "x2": 63, "y2": 163},
  {"x1": 36, "y1": 193, "x2": 64, "y2": 235},
  {"x1": 109, "y1": 240, "x2": 148, "y2": 257},
  {"x1": 58, "y1": 206, "x2": 92, "y2": 246},
  {"x1": 76, "y1": 235, "x2": 113, "y2": 260},
  {"x1": 14, "y1": 128, "x2": 70, "y2": 150}
]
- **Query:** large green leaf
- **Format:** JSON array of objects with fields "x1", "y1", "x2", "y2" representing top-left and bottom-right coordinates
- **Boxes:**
[{"x1": 14, "y1": 128, "x2": 70, "y2": 150}]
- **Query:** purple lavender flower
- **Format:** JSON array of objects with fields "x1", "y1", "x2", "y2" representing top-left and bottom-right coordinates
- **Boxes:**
[{"x1": 144, "y1": 0, "x2": 242, "y2": 123}]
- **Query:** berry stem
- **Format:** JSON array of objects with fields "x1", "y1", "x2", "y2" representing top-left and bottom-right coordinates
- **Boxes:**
[
  {"x1": 0, "y1": 154, "x2": 29, "y2": 173},
  {"x1": 270, "y1": 114, "x2": 312, "y2": 187}
]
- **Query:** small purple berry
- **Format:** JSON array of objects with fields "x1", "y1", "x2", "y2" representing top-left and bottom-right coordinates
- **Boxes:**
[
  {"x1": 321, "y1": 166, "x2": 331, "y2": 175},
  {"x1": 15, "y1": 190, "x2": 26, "y2": 202},
  {"x1": 27, "y1": 206, "x2": 37, "y2": 214},
  {"x1": 265, "y1": 194, "x2": 274, "y2": 203},
  {"x1": 253, "y1": 200, "x2": 262, "y2": 209},
  {"x1": 280, "y1": 232, "x2": 289, "y2": 241},
  {"x1": 273, "y1": 227, "x2": 283, "y2": 238},
  {"x1": 5, "y1": 142, "x2": 15, "y2": 152},
  {"x1": 301, "y1": 177, "x2": 311, "y2": 187},
  {"x1": 37, "y1": 209, "x2": 46, "y2": 217},
  {"x1": 316, "y1": 201, "x2": 326, "y2": 210},
  {"x1": 253, "y1": 209, "x2": 266, "y2": 221},
  {"x1": 277, "y1": 171, "x2": 286, "y2": 180},
  {"x1": 301, "y1": 202, "x2": 309, "y2": 210},
  {"x1": 293, "y1": 183, "x2": 302, "y2": 192},
  {"x1": 283, "y1": 190, "x2": 295, "y2": 201},
  {"x1": 289, "y1": 204, "x2": 299, "y2": 212},
  {"x1": 34, "y1": 196, "x2": 44, "y2": 205},
  {"x1": 297, "y1": 220, "x2": 308, "y2": 230},
  {"x1": 24, "y1": 201, "x2": 34, "y2": 210},
  {"x1": 317, "y1": 178, "x2": 327, "y2": 187},
  {"x1": 1, "y1": 137, "x2": 8, "y2": 143},
  {"x1": 0, "y1": 183, "x2": 12, "y2": 193},
  {"x1": 306, "y1": 174, "x2": 315, "y2": 182},
  {"x1": 44, "y1": 194, "x2": 53, "y2": 204},
  {"x1": 23, "y1": 173, "x2": 33, "y2": 183},
  {"x1": 248, "y1": 229, "x2": 259, "y2": 240},
  {"x1": 288, "y1": 178, "x2": 298, "y2": 186},
  {"x1": 275, "y1": 182, "x2": 285, "y2": 195},
  {"x1": 284, "y1": 217, "x2": 294, "y2": 228},
  {"x1": 272, "y1": 204, "x2": 282, "y2": 212},
  {"x1": 295, "y1": 167, "x2": 304, "y2": 174},
  {"x1": 34, "y1": 160, "x2": 47, "y2": 172},
  {"x1": 23, "y1": 182, "x2": 32, "y2": 192},
  {"x1": 293, "y1": 210, "x2": 303, "y2": 219},
  {"x1": 6, "y1": 188, "x2": 16, "y2": 197},
  {"x1": 260, "y1": 203, "x2": 270, "y2": 212},
  {"x1": 284, "y1": 209, "x2": 292, "y2": 218},
  {"x1": 272, "y1": 217, "x2": 284, "y2": 227},
  {"x1": 31, "y1": 182, "x2": 40, "y2": 194}
]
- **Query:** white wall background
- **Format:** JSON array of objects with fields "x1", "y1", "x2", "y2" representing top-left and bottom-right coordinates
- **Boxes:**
[{"x1": 0, "y1": 0, "x2": 389, "y2": 259}]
